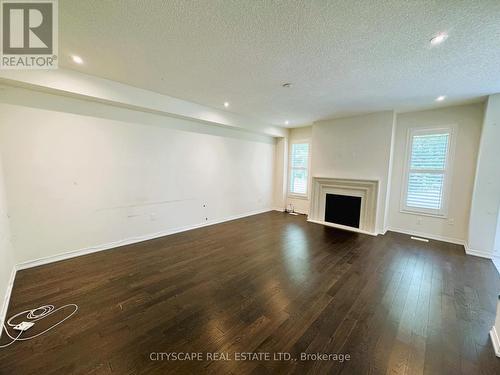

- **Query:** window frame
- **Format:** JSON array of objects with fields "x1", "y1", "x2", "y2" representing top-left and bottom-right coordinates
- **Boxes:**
[
  {"x1": 400, "y1": 126, "x2": 456, "y2": 218},
  {"x1": 288, "y1": 140, "x2": 311, "y2": 199}
]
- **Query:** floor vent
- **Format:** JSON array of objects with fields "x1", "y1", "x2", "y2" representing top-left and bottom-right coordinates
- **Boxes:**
[{"x1": 411, "y1": 236, "x2": 429, "y2": 242}]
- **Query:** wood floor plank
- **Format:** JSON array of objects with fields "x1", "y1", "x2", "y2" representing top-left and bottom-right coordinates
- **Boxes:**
[{"x1": 0, "y1": 212, "x2": 499, "y2": 374}]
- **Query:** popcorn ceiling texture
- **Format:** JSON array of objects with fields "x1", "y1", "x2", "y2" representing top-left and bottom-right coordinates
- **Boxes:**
[{"x1": 60, "y1": 0, "x2": 500, "y2": 126}]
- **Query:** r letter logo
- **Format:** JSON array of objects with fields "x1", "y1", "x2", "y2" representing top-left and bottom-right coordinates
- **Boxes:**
[{"x1": 1, "y1": 0, "x2": 58, "y2": 69}]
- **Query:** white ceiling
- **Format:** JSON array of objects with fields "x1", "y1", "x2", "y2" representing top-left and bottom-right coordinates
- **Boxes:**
[{"x1": 59, "y1": 0, "x2": 500, "y2": 127}]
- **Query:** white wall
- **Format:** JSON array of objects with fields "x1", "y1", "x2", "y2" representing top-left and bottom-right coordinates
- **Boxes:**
[
  {"x1": 495, "y1": 208, "x2": 500, "y2": 255},
  {"x1": 0, "y1": 151, "x2": 15, "y2": 328},
  {"x1": 468, "y1": 95, "x2": 500, "y2": 257},
  {"x1": 311, "y1": 112, "x2": 395, "y2": 233},
  {"x1": 0, "y1": 68, "x2": 287, "y2": 137},
  {"x1": 273, "y1": 135, "x2": 288, "y2": 211},
  {"x1": 0, "y1": 86, "x2": 276, "y2": 265},
  {"x1": 495, "y1": 209, "x2": 500, "y2": 270},
  {"x1": 388, "y1": 103, "x2": 484, "y2": 244},
  {"x1": 286, "y1": 126, "x2": 312, "y2": 214}
]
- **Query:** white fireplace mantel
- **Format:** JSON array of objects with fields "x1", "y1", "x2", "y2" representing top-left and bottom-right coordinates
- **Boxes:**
[{"x1": 308, "y1": 177, "x2": 379, "y2": 235}]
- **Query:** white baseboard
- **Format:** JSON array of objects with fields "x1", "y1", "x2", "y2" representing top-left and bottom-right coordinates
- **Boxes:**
[
  {"x1": 16, "y1": 208, "x2": 273, "y2": 271},
  {"x1": 465, "y1": 248, "x2": 493, "y2": 259},
  {"x1": 385, "y1": 226, "x2": 466, "y2": 246},
  {"x1": 490, "y1": 326, "x2": 500, "y2": 357},
  {"x1": 464, "y1": 243, "x2": 494, "y2": 260},
  {"x1": 0, "y1": 265, "x2": 17, "y2": 339},
  {"x1": 2, "y1": 208, "x2": 274, "y2": 339},
  {"x1": 307, "y1": 219, "x2": 378, "y2": 236},
  {"x1": 385, "y1": 228, "x2": 500, "y2": 275}
]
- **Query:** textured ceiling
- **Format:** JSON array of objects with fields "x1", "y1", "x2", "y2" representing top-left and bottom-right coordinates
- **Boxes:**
[{"x1": 59, "y1": 0, "x2": 500, "y2": 127}]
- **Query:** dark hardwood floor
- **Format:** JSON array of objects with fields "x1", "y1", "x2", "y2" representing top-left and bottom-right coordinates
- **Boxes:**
[{"x1": 1, "y1": 211, "x2": 499, "y2": 374}]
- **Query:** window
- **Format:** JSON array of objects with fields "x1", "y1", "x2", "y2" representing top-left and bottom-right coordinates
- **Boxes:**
[
  {"x1": 401, "y1": 127, "x2": 454, "y2": 216},
  {"x1": 289, "y1": 142, "x2": 310, "y2": 196}
]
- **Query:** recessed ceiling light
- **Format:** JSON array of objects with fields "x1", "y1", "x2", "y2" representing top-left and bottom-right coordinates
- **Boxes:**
[
  {"x1": 71, "y1": 55, "x2": 84, "y2": 64},
  {"x1": 224, "y1": 102, "x2": 229, "y2": 108},
  {"x1": 282, "y1": 83, "x2": 292, "y2": 88},
  {"x1": 430, "y1": 32, "x2": 448, "y2": 46},
  {"x1": 285, "y1": 120, "x2": 290, "y2": 125},
  {"x1": 436, "y1": 95, "x2": 446, "y2": 102}
]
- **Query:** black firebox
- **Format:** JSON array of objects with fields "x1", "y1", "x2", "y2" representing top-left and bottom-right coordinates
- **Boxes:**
[{"x1": 324, "y1": 194, "x2": 361, "y2": 228}]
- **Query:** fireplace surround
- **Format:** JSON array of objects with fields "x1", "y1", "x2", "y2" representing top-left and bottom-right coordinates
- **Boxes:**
[{"x1": 308, "y1": 177, "x2": 379, "y2": 235}]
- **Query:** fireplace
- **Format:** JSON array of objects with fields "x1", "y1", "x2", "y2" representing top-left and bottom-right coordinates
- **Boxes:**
[
  {"x1": 325, "y1": 193, "x2": 362, "y2": 228},
  {"x1": 308, "y1": 177, "x2": 379, "y2": 235}
]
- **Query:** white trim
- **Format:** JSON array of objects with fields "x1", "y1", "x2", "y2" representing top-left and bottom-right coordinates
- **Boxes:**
[
  {"x1": 287, "y1": 194, "x2": 309, "y2": 200},
  {"x1": 387, "y1": 228, "x2": 499, "y2": 273},
  {"x1": 490, "y1": 326, "x2": 500, "y2": 357},
  {"x1": 0, "y1": 265, "x2": 17, "y2": 339},
  {"x1": 398, "y1": 210, "x2": 450, "y2": 219},
  {"x1": 307, "y1": 219, "x2": 378, "y2": 236},
  {"x1": 400, "y1": 126, "x2": 457, "y2": 217},
  {"x1": 464, "y1": 243, "x2": 494, "y2": 259},
  {"x1": 16, "y1": 208, "x2": 273, "y2": 271},
  {"x1": 399, "y1": 208, "x2": 447, "y2": 219},
  {"x1": 386, "y1": 226, "x2": 465, "y2": 246}
]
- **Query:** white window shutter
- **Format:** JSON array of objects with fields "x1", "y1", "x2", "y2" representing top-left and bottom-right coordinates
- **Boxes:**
[
  {"x1": 403, "y1": 130, "x2": 452, "y2": 215},
  {"x1": 289, "y1": 143, "x2": 309, "y2": 195}
]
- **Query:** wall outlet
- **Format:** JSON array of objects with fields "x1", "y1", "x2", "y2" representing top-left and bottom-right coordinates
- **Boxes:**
[
  {"x1": 448, "y1": 218, "x2": 455, "y2": 225},
  {"x1": 416, "y1": 217, "x2": 423, "y2": 225}
]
